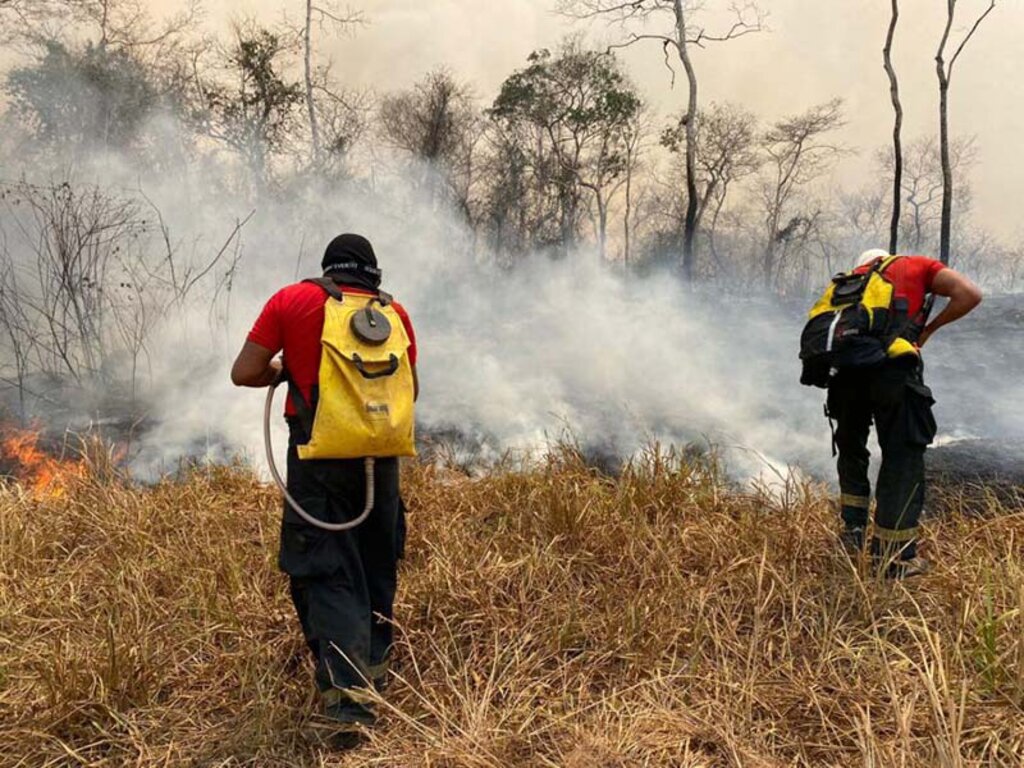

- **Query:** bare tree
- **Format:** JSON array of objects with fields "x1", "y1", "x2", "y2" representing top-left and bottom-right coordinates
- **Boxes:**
[
  {"x1": 882, "y1": 0, "x2": 903, "y2": 255},
  {"x1": 309, "y1": 79, "x2": 370, "y2": 176},
  {"x1": 1, "y1": 0, "x2": 198, "y2": 50},
  {"x1": 935, "y1": 0, "x2": 995, "y2": 264},
  {"x1": 663, "y1": 101, "x2": 760, "y2": 272},
  {"x1": 2, "y1": 0, "x2": 200, "y2": 160},
  {"x1": 298, "y1": 1, "x2": 363, "y2": 164},
  {"x1": 619, "y1": 106, "x2": 651, "y2": 265},
  {"x1": 0, "y1": 258, "x2": 37, "y2": 421},
  {"x1": 839, "y1": 186, "x2": 889, "y2": 256},
  {"x1": 560, "y1": 0, "x2": 764, "y2": 280},
  {"x1": 876, "y1": 135, "x2": 976, "y2": 253},
  {"x1": 759, "y1": 99, "x2": 845, "y2": 286},
  {"x1": 0, "y1": 180, "x2": 249, "y2": 420}
]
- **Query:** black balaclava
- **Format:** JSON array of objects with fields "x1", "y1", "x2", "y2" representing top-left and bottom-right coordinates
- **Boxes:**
[{"x1": 321, "y1": 233, "x2": 382, "y2": 290}]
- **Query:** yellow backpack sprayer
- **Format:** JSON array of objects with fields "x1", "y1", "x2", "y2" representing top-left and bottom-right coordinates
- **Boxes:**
[{"x1": 264, "y1": 277, "x2": 416, "y2": 531}]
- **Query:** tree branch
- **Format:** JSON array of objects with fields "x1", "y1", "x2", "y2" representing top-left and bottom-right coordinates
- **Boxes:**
[{"x1": 948, "y1": 0, "x2": 995, "y2": 76}]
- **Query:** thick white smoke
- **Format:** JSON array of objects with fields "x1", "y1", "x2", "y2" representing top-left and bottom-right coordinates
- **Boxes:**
[
  {"x1": 122, "y1": 163, "x2": 832, "y2": 481},
  {"x1": 1, "y1": 110, "x2": 1018, "y2": 485}
]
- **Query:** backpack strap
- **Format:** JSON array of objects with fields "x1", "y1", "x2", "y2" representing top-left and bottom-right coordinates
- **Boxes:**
[
  {"x1": 303, "y1": 277, "x2": 345, "y2": 301},
  {"x1": 877, "y1": 254, "x2": 902, "y2": 274},
  {"x1": 282, "y1": 366, "x2": 316, "y2": 441},
  {"x1": 902, "y1": 293, "x2": 935, "y2": 343},
  {"x1": 304, "y1": 277, "x2": 393, "y2": 307}
]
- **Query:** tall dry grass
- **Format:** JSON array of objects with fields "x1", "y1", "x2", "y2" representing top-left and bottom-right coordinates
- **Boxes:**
[{"x1": 1, "y1": 445, "x2": 1022, "y2": 766}]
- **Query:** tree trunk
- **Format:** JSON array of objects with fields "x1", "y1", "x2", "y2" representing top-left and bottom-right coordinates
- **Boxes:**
[
  {"x1": 673, "y1": 0, "x2": 699, "y2": 283},
  {"x1": 561, "y1": 185, "x2": 576, "y2": 257},
  {"x1": 304, "y1": 0, "x2": 321, "y2": 163},
  {"x1": 937, "y1": 75, "x2": 952, "y2": 265},
  {"x1": 935, "y1": 1, "x2": 954, "y2": 265},
  {"x1": 883, "y1": 0, "x2": 903, "y2": 255},
  {"x1": 623, "y1": 162, "x2": 632, "y2": 267}
]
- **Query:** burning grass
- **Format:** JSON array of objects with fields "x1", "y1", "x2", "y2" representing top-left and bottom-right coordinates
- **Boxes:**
[
  {"x1": 1, "y1": 445, "x2": 1023, "y2": 766},
  {"x1": 0, "y1": 423, "x2": 88, "y2": 499}
]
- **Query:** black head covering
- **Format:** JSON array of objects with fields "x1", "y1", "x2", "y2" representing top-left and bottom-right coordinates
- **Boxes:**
[{"x1": 321, "y1": 233, "x2": 382, "y2": 290}]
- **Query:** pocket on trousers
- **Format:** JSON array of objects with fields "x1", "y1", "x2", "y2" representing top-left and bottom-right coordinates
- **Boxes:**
[
  {"x1": 905, "y1": 380, "x2": 937, "y2": 447},
  {"x1": 279, "y1": 518, "x2": 340, "y2": 579}
]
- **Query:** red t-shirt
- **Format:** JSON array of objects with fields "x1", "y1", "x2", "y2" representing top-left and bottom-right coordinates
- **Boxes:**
[
  {"x1": 855, "y1": 255, "x2": 946, "y2": 319},
  {"x1": 247, "y1": 281, "x2": 417, "y2": 415}
]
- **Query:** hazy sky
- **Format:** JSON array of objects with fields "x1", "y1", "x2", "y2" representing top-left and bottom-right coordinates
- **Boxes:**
[{"x1": 183, "y1": 0, "x2": 1023, "y2": 242}]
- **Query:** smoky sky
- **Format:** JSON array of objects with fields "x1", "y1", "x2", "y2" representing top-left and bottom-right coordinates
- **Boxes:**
[{"x1": 174, "y1": 0, "x2": 1024, "y2": 244}]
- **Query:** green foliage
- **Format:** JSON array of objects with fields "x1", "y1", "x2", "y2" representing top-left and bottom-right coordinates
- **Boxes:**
[
  {"x1": 490, "y1": 46, "x2": 641, "y2": 176},
  {"x1": 485, "y1": 41, "x2": 643, "y2": 255},
  {"x1": 5, "y1": 40, "x2": 157, "y2": 150},
  {"x1": 197, "y1": 27, "x2": 302, "y2": 178},
  {"x1": 229, "y1": 29, "x2": 303, "y2": 138}
]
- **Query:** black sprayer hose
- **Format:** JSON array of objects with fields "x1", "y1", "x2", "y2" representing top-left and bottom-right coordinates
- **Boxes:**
[{"x1": 264, "y1": 380, "x2": 374, "y2": 531}]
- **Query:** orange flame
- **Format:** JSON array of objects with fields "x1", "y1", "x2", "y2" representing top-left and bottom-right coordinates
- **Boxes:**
[{"x1": 1, "y1": 424, "x2": 86, "y2": 499}]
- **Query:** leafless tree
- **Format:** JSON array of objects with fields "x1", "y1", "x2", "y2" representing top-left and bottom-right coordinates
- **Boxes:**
[
  {"x1": 882, "y1": 0, "x2": 903, "y2": 255},
  {"x1": 619, "y1": 106, "x2": 652, "y2": 265},
  {"x1": 0, "y1": 180, "x2": 248, "y2": 418},
  {"x1": 839, "y1": 186, "x2": 889, "y2": 256},
  {"x1": 1, "y1": 0, "x2": 201, "y2": 162},
  {"x1": 308, "y1": 79, "x2": 371, "y2": 176},
  {"x1": 0, "y1": 257, "x2": 37, "y2": 420},
  {"x1": 935, "y1": 0, "x2": 995, "y2": 264},
  {"x1": 559, "y1": 0, "x2": 764, "y2": 280},
  {"x1": 0, "y1": 0, "x2": 198, "y2": 64},
  {"x1": 876, "y1": 135, "x2": 976, "y2": 253},
  {"x1": 759, "y1": 99, "x2": 845, "y2": 286},
  {"x1": 663, "y1": 101, "x2": 760, "y2": 272},
  {"x1": 1004, "y1": 243, "x2": 1024, "y2": 293},
  {"x1": 297, "y1": 1, "x2": 364, "y2": 164}
]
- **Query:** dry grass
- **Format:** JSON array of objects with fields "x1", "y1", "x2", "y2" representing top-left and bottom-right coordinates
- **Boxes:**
[{"x1": 1, "y1": 445, "x2": 1023, "y2": 767}]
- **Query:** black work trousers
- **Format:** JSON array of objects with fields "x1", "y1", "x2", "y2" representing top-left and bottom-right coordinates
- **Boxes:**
[
  {"x1": 826, "y1": 359, "x2": 937, "y2": 560},
  {"x1": 279, "y1": 420, "x2": 405, "y2": 720}
]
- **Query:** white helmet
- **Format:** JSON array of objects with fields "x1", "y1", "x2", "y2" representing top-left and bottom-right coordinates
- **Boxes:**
[{"x1": 856, "y1": 248, "x2": 891, "y2": 268}]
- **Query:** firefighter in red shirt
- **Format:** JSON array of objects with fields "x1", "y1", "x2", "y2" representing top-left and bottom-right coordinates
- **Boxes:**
[
  {"x1": 828, "y1": 249, "x2": 981, "y2": 578},
  {"x1": 231, "y1": 234, "x2": 417, "y2": 739}
]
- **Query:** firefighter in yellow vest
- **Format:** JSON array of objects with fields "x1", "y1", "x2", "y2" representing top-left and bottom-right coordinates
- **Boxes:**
[{"x1": 231, "y1": 234, "x2": 417, "y2": 740}]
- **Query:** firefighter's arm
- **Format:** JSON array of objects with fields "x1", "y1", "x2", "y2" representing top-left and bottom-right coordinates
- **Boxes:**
[
  {"x1": 918, "y1": 268, "x2": 982, "y2": 347},
  {"x1": 231, "y1": 341, "x2": 283, "y2": 387}
]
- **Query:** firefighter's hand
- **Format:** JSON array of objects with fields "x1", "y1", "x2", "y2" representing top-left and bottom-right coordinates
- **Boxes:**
[
  {"x1": 268, "y1": 357, "x2": 284, "y2": 386},
  {"x1": 231, "y1": 341, "x2": 281, "y2": 388}
]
